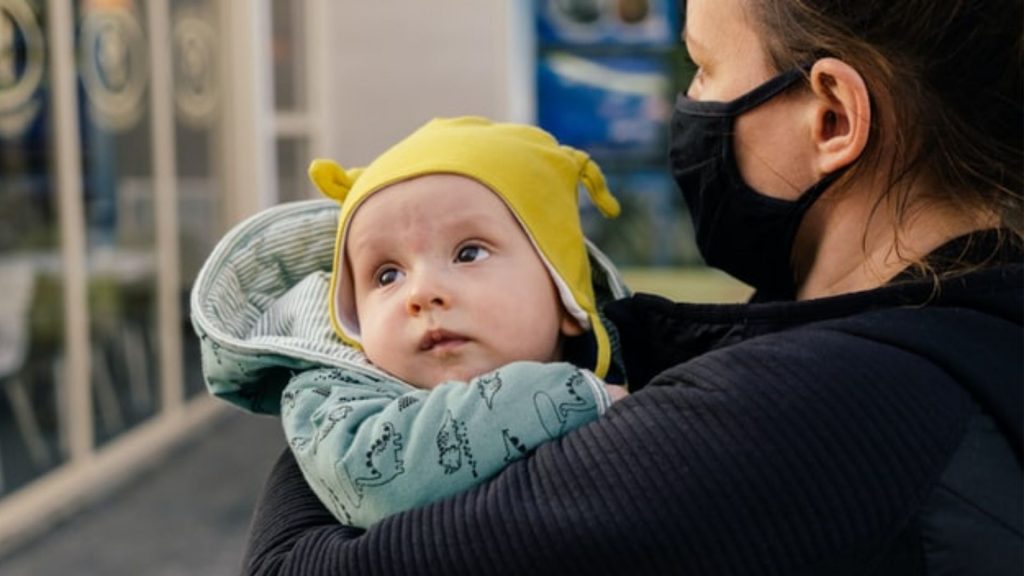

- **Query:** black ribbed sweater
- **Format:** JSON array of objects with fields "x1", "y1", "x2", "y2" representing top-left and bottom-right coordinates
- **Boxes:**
[{"x1": 241, "y1": 257, "x2": 1022, "y2": 575}]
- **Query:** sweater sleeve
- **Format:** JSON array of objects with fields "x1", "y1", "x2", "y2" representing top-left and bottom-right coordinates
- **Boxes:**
[
  {"x1": 245, "y1": 328, "x2": 969, "y2": 576},
  {"x1": 280, "y1": 362, "x2": 610, "y2": 529}
]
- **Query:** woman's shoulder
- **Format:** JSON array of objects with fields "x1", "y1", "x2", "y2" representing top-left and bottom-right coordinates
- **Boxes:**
[
  {"x1": 609, "y1": 257, "x2": 1021, "y2": 386},
  {"x1": 637, "y1": 290, "x2": 1021, "y2": 467},
  {"x1": 652, "y1": 313, "x2": 962, "y2": 400}
]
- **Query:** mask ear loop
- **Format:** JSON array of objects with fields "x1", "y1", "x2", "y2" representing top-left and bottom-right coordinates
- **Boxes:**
[
  {"x1": 308, "y1": 159, "x2": 364, "y2": 203},
  {"x1": 565, "y1": 146, "x2": 621, "y2": 218}
]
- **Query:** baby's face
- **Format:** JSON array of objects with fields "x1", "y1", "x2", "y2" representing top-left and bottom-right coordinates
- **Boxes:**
[{"x1": 346, "y1": 174, "x2": 581, "y2": 389}]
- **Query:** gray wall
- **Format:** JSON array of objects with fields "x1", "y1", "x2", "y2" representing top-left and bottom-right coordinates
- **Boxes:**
[{"x1": 322, "y1": 1, "x2": 532, "y2": 165}]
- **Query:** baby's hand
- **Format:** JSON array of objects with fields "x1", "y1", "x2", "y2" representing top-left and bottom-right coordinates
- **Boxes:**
[{"x1": 604, "y1": 384, "x2": 629, "y2": 403}]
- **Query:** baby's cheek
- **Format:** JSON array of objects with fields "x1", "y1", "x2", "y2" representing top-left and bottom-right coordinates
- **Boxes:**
[{"x1": 361, "y1": 334, "x2": 399, "y2": 376}]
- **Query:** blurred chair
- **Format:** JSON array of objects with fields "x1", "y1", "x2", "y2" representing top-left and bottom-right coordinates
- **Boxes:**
[{"x1": 0, "y1": 259, "x2": 51, "y2": 493}]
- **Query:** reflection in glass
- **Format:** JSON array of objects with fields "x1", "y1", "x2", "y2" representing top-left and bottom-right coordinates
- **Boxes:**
[
  {"x1": 76, "y1": 0, "x2": 160, "y2": 446},
  {"x1": 172, "y1": 0, "x2": 223, "y2": 398},
  {"x1": 271, "y1": 0, "x2": 305, "y2": 112},
  {"x1": 0, "y1": 0, "x2": 66, "y2": 495},
  {"x1": 277, "y1": 136, "x2": 312, "y2": 203}
]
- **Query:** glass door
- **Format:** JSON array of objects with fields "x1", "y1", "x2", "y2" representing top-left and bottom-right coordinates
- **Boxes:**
[{"x1": 0, "y1": 0, "x2": 66, "y2": 496}]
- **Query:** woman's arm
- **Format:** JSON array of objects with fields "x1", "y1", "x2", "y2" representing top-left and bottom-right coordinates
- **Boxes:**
[
  {"x1": 243, "y1": 449, "x2": 362, "y2": 575},
  {"x1": 281, "y1": 361, "x2": 611, "y2": 529},
  {"x1": 247, "y1": 329, "x2": 967, "y2": 575}
]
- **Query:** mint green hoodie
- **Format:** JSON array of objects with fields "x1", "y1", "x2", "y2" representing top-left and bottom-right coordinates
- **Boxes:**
[{"x1": 191, "y1": 199, "x2": 629, "y2": 528}]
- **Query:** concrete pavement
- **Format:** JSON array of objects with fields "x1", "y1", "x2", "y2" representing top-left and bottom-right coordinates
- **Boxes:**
[{"x1": 0, "y1": 409, "x2": 286, "y2": 576}]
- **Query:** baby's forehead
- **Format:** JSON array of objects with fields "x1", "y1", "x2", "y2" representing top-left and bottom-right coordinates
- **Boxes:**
[
  {"x1": 349, "y1": 174, "x2": 520, "y2": 228},
  {"x1": 360, "y1": 173, "x2": 499, "y2": 206},
  {"x1": 345, "y1": 175, "x2": 529, "y2": 250}
]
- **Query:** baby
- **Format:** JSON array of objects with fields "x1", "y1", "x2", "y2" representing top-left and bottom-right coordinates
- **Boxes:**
[{"x1": 283, "y1": 117, "x2": 626, "y2": 527}]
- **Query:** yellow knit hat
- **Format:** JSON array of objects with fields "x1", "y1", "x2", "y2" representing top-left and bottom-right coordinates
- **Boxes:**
[{"x1": 309, "y1": 116, "x2": 620, "y2": 377}]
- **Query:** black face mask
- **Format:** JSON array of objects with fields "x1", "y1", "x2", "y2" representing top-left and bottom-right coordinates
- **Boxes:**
[{"x1": 669, "y1": 67, "x2": 844, "y2": 299}]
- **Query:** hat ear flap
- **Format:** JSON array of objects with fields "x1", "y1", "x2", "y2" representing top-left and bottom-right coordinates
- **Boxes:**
[
  {"x1": 565, "y1": 147, "x2": 620, "y2": 218},
  {"x1": 309, "y1": 159, "x2": 362, "y2": 203}
]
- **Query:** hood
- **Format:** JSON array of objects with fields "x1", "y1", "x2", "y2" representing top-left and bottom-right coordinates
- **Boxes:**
[{"x1": 190, "y1": 199, "x2": 629, "y2": 414}]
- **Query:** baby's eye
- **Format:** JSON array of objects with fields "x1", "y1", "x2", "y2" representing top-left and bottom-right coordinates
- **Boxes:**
[
  {"x1": 455, "y1": 244, "x2": 490, "y2": 263},
  {"x1": 375, "y1": 267, "x2": 404, "y2": 287}
]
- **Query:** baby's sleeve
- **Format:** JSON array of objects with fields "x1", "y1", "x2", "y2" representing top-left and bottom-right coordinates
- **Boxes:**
[{"x1": 281, "y1": 361, "x2": 611, "y2": 528}]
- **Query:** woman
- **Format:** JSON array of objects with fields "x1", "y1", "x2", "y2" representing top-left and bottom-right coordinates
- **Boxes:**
[{"x1": 240, "y1": 0, "x2": 1022, "y2": 573}]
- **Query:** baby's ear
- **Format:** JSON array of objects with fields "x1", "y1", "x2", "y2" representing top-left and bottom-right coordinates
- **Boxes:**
[
  {"x1": 560, "y1": 312, "x2": 585, "y2": 337},
  {"x1": 308, "y1": 159, "x2": 363, "y2": 202}
]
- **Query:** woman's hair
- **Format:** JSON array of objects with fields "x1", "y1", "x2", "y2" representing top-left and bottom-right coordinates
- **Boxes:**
[{"x1": 750, "y1": 0, "x2": 1023, "y2": 265}]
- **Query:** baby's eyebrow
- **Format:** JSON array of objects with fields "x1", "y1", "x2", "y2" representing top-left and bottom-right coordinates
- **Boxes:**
[
  {"x1": 346, "y1": 225, "x2": 390, "y2": 252},
  {"x1": 345, "y1": 237, "x2": 388, "y2": 270}
]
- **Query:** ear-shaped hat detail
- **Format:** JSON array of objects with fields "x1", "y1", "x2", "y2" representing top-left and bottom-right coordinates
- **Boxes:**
[
  {"x1": 567, "y1": 147, "x2": 620, "y2": 218},
  {"x1": 309, "y1": 159, "x2": 363, "y2": 203}
]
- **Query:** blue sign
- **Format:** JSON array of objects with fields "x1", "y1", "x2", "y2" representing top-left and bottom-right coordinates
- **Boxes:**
[
  {"x1": 537, "y1": 51, "x2": 671, "y2": 162},
  {"x1": 535, "y1": 0, "x2": 679, "y2": 48}
]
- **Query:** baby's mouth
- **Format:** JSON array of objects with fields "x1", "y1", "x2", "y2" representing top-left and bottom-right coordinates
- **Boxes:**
[{"x1": 419, "y1": 329, "x2": 469, "y2": 352}]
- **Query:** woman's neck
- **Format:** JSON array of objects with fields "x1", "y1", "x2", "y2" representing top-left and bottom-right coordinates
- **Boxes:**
[{"x1": 793, "y1": 181, "x2": 994, "y2": 300}]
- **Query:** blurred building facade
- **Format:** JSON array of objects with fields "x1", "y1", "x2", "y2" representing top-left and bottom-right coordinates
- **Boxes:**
[
  {"x1": 0, "y1": 0, "x2": 539, "y2": 553},
  {"x1": 0, "y1": 0, "x2": 692, "y2": 553}
]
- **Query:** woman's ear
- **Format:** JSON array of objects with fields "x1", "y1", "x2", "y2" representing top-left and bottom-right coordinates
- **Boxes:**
[{"x1": 808, "y1": 58, "x2": 871, "y2": 174}]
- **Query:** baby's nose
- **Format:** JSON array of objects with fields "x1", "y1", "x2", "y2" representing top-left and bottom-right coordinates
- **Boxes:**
[{"x1": 405, "y1": 273, "x2": 450, "y2": 314}]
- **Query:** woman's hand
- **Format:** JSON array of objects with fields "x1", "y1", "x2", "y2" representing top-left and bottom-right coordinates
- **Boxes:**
[{"x1": 605, "y1": 384, "x2": 629, "y2": 403}]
